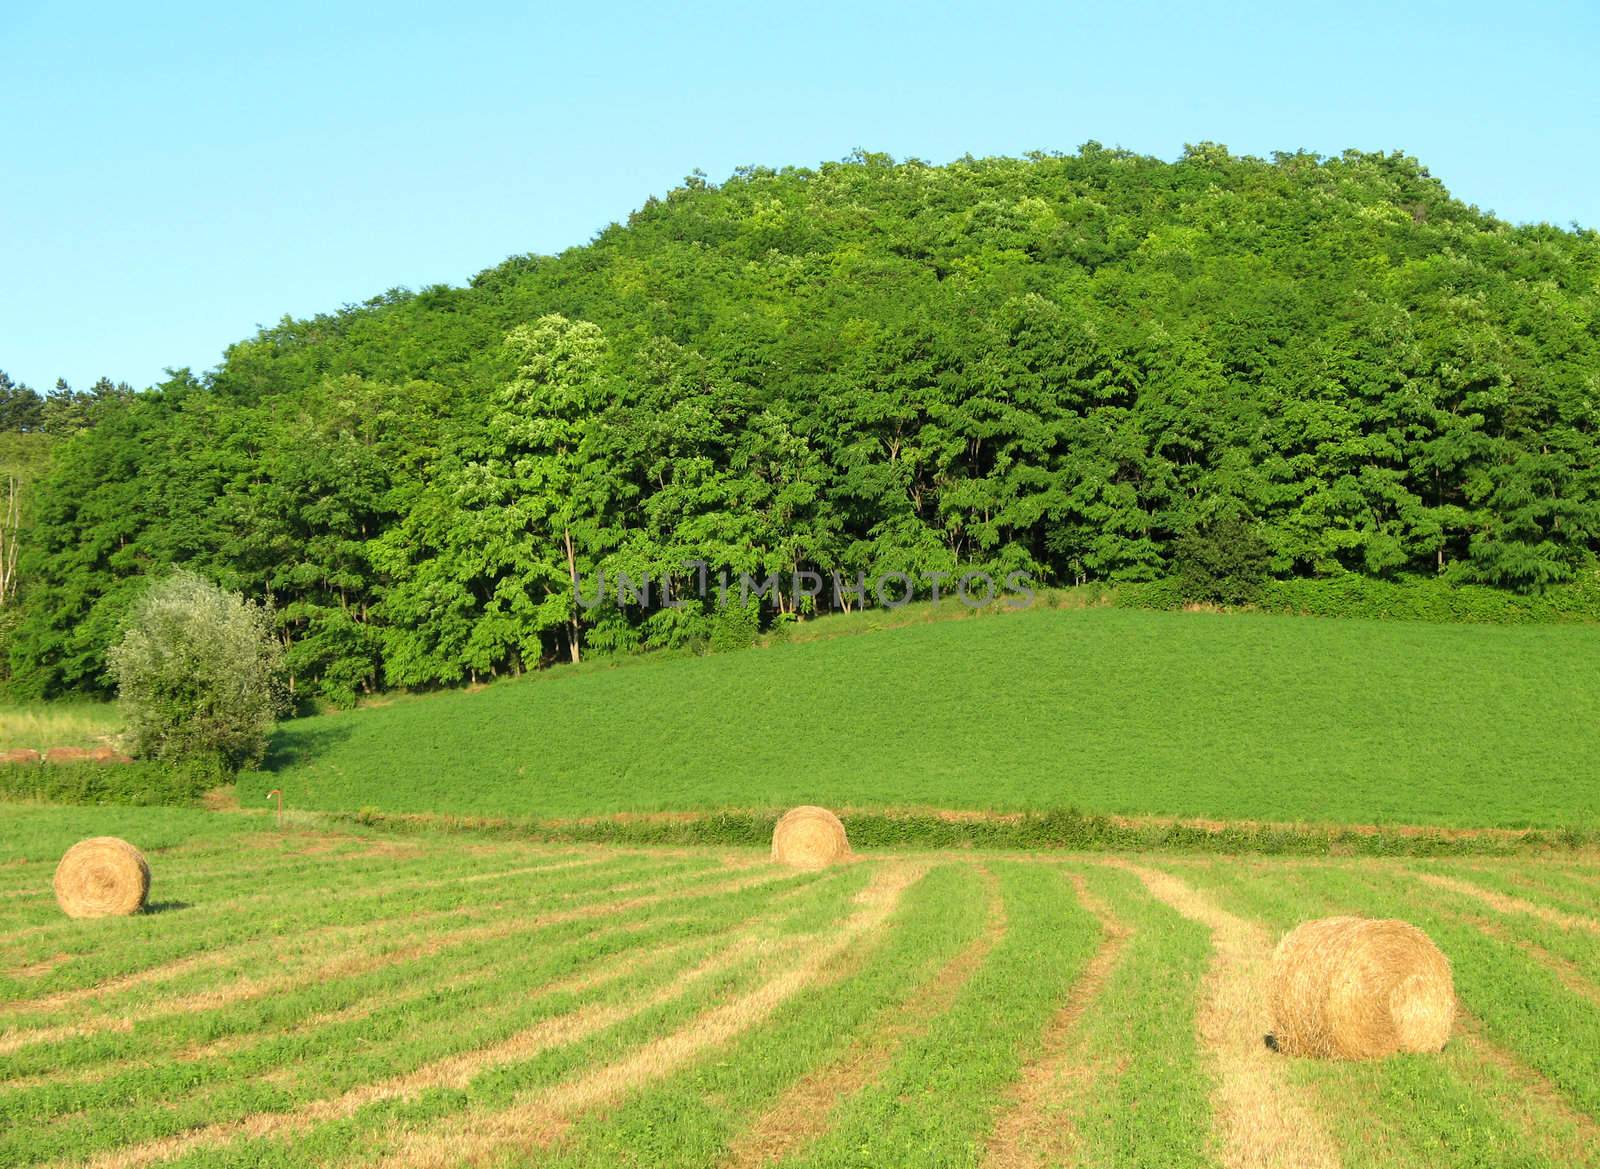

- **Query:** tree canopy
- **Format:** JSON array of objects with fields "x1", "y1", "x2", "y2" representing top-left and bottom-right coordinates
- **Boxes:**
[{"x1": 8, "y1": 145, "x2": 1600, "y2": 701}]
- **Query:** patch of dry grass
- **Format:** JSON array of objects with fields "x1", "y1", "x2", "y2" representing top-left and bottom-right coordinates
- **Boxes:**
[
  {"x1": 1109, "y1": 859, "x2": 1343, "y2": 1169},
  {"x1": 0, "y1": 702, "x2": 122, "y2": 752},
  {"x1": 980, "y1": 871, "x2": 1132, "y2": 1169},
  {"x1": 7, "y1": 807, "x2": 1600, "y2": 1169}
]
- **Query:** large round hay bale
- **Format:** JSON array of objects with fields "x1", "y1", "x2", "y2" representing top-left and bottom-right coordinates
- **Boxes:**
[
  {"x1": 53, "y1": 837, "x2": 151, "y2": 919},
  {"x1": 1269, "y1": 915, "x2": 1454, "y2": 1059},
  {"x1": 771, "y1": 806, "x2": 850, "y2": 869}
]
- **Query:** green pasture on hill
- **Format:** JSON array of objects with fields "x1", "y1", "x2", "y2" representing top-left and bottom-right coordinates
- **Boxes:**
[{"x1": 239, "y1": 606, "x2": 1600, "y2": 829}]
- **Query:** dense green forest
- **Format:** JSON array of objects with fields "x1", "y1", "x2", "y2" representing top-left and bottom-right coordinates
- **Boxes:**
[{"x1": 5, "y1": 144, "x2": 1600, "y2": 702}]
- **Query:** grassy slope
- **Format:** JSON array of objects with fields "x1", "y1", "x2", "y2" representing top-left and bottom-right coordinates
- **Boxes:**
[{"x1": 241, "y1": 607, "x2": 1600, "y2": 829}]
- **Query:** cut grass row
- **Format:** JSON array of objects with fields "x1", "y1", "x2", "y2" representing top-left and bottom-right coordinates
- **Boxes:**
[
  {"x1": 310, "y1": 804, "x2": 1600, "y2": 857},
  {"x1": 2, "y1": 807, "x2": 1598, "y2": 1168},
  {"x1": 1156, "y1": 857, "x2": 1600, "y2": 1167}
]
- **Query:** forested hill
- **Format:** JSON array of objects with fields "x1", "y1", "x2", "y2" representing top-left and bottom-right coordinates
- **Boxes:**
[{"x1": 10, "y1": 144, "x2": 1600, "y2": 702}]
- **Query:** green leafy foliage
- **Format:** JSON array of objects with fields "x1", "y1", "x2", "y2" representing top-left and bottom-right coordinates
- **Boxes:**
[
  {"x1": 9, "y1": 147, "x2": 1600, "y2": 699},
  {"x1": 105, "y1": 570, "x2": 288, "y2": 774},
  {"x1": 0, "y1": 372, "x2": 45, "y2": 432},
  {"x1": 0, "y1": 759, "x2": 213, "y2": 805},
  {"x1": 323, "y1": 804, "x2": 1593, "y2": 856},
  {"x1": 707, "y1": 601, "x2": 760, "y2": 653},
  {"x1": 1255, "y1": 572, "x2": 1600, "y2": 623},
  {"x1": 1173, "y1": 514, "x2": 1274, "y2": 605}
]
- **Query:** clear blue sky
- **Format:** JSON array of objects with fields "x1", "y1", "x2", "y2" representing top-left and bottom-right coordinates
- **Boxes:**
[{"x1": 3, "y1": 0, "x2": 1596, "y2": 393}]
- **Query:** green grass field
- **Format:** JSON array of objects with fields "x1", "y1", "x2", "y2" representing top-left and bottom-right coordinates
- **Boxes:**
[
  {"x1": 3, "y1": 806, "x2": 1598, "y2": 1169},
  {"x1": 0, "y1": 702, "x2": 123, "y2": 753},
  {"x1": 8, "y1": 602, "x2": 1599, "y2": 1165},
  {"x1": 240, "y1": 606, "x2": 1600, "y2": 829}
]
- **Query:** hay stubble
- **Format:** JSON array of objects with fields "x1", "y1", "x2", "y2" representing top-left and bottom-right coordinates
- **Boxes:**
[
  {"x1": 1453, "y1": 1011, "x2": 1600, "y2": 1156},
  {"x1": 0, "y1": 864, "x2": 798, "y2": 1058},
  {"x1": 1110, "y1": 860, "x2": 1342, "y2": 1169},
  {"x1": 10, "y1": 810, "x2": 1600, "y2": 1169},
  {"x1": 980, "y1": 870, "x2": 1134, "y2": 1169},
  {"x1": 369, "y1": 862, "x2": 926, "y2": 1169},
  {"x1": 1413, "y1": 871, "x2": 1600, "y2": 936},
  {"x1": 724, "y1": 864, "x2": 1006, "y2": 1169},
  {"x1": 60, "y1": 922, "x2": 806, "y2": 1169}
]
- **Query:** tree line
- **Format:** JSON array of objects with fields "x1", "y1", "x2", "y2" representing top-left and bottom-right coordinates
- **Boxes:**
[
  {"x1": 0, "y1": 372, "x2": 133, "y2": 435},
  {"x1": 4, "y1": 144, "x2": 1598, "y2": 703}
]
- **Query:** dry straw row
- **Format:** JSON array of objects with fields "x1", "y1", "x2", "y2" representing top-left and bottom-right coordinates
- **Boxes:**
[{"x1": 47, "y1": 814, "x2": 1456, "y2": 1066}]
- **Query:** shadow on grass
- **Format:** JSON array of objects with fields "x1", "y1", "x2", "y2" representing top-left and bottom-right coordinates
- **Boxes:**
[
  {"x1": 143, "y1": 900, "x2": 192, "y2": 914},
  {"x1": 255, "y1": 721, "x2": 356, "y2": 773}
]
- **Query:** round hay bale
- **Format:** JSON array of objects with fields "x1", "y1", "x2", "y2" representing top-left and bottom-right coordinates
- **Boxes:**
[
  {"x1": 771, "y1": 806, "x2": 850, "y2": 869},
  {"x1": 0, "y1": 747, "x2": 41, "y2": 764},
  {"x1": 45, "y1": 746, "x2": 93, "y2": 765},
  {"x1": 1269, "y1": 915, "x2": 1454, "y2": 1059},
  {"x1": 53, "y1": 837, "x2": 151, "y2": 919}
]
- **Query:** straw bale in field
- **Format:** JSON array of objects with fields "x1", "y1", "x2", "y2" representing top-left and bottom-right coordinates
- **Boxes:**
[
  {"x1": 771, "y1": 806, "x2": 850, "y2": 869},
  {"x1": 53, "y1": 837, "x2": 151, "y2": 918},
  {"x1": 1269, "y1": 915, "x2": 1454, "y2": 1059}
]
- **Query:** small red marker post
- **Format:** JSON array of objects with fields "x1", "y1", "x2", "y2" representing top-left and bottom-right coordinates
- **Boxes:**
[{"x1": 266, "y1": 789, "x2": 283, "y2": 826}]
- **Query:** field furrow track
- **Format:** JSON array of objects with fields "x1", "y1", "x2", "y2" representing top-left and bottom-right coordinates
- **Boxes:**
[
  {"x1": 979, "y1": 870, "x2": 1132, "y2": 1169},
  {"x1": 3, "y1": 807, "x2": 1598, "y2": 1169},
  {"x1": 1109, "y1": 860, "x2": 1342, "y2": 1169},
  {"x1": 723, "y1": 864, "x2": 1007, "y2": 1169}
]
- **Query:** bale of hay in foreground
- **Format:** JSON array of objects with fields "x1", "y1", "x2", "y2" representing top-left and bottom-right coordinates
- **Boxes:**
[
  {"x1": 1269, "y1": 915, "x2": 1454, "y2": 1059},
  {"x1": 771, "y1": 806, "x2": 850, "y2": 869},
  {"x1": 53, "y1": 837, "x2": 151, "y2": 918}
]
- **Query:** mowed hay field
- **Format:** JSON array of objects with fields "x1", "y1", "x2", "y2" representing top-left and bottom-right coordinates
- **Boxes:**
[
  {"x1": 241, "y1": 607, "x2": 1600, "y2": 829},
  {"x1": 4, "y1": 807, "x2": 1600, "y2": 1168}
]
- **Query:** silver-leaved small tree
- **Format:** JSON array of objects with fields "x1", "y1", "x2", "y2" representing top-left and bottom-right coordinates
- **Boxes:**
[{"x1": 107, "y1": 570, "x2": 288, "y2": 775}]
